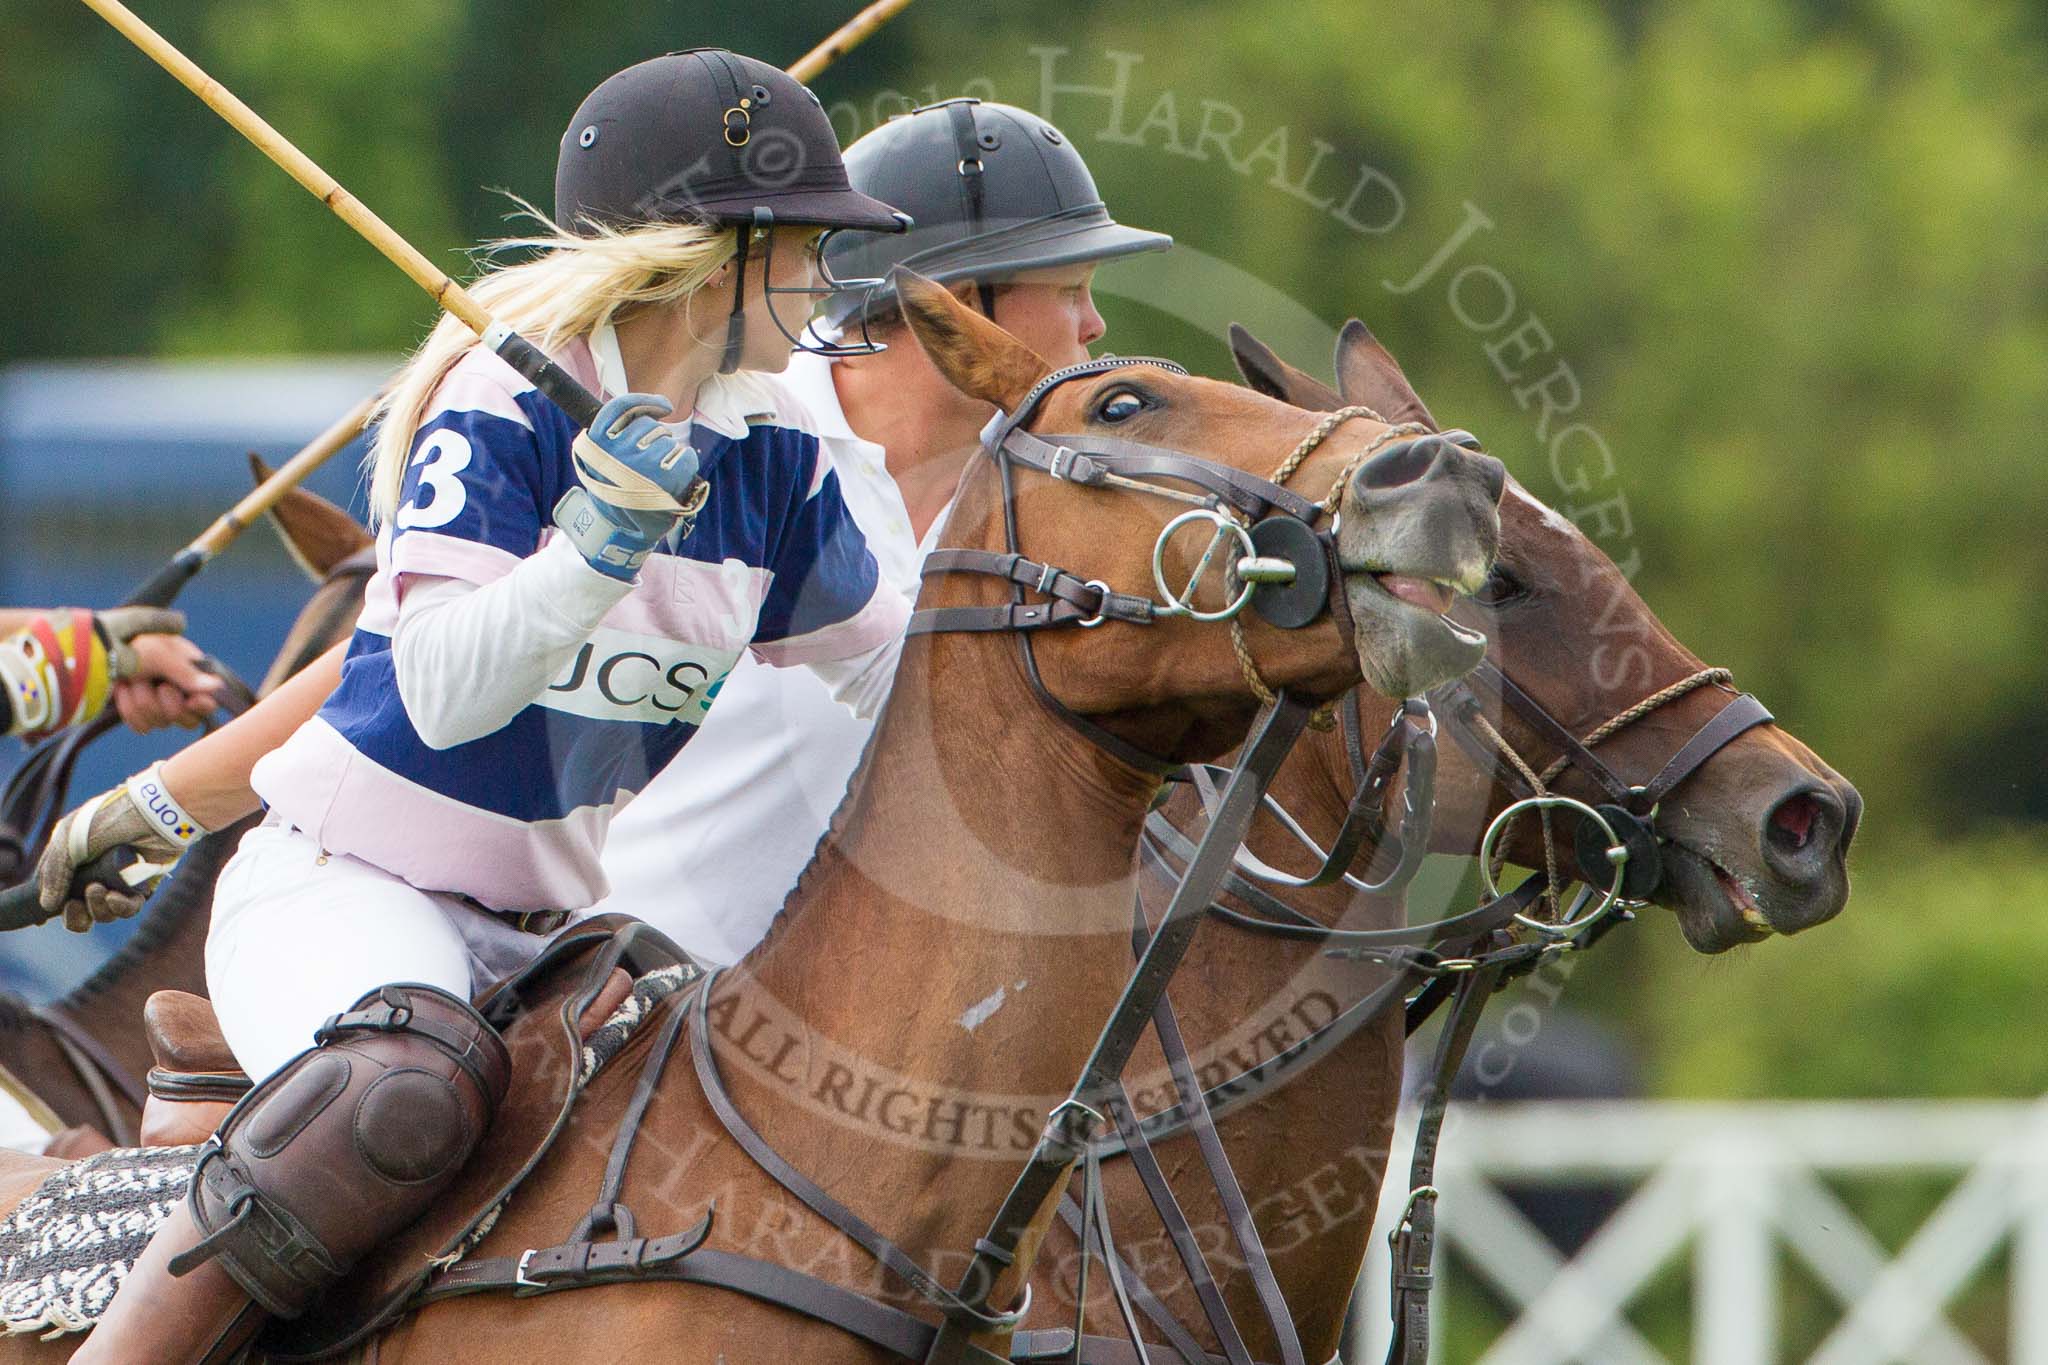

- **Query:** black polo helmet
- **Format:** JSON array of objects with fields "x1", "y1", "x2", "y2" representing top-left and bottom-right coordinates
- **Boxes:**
[
  {"x1": 555, "y1": 50, "x2": 912, "y2": 371},
  {"x1": 820, "y1": 98, "x2": 1172, "y2": 329},
  {"x1": 555, "y1": 49, "x2": 908, "y2": 236}
]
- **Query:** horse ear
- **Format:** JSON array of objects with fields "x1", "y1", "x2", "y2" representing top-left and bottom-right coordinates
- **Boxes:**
[
  {"x1": 891, "y1": 268, "x2": 1051, "y2": 413},
  {"x1": 1334, "y1": 319, "x2": 1438, "y2": 431},
  {"x1": 1228, "y1": 323, "x2": 1341, "y2": 411},
  {"x1": 248, "y1": 453, "x2": 372, "y2": 581}
]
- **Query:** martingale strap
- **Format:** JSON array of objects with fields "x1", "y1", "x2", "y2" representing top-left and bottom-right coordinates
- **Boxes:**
[
  {"x1": 927, "y1": 695, "x2": 1315, "y2": 1365},
  {"x1": 1080, "y1": 866, "x2": 1552, "y2": 1161},
  {"x1": 1118, "y1": 900, "x2": 1305, "y2": 1365},
  {"x1": 1384, "y1": 959, "x2": 1504, "y2": 1365}
]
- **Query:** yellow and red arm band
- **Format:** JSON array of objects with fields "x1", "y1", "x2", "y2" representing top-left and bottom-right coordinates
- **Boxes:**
[{"x1": 0, "y1": 611, "x2": 115, "y2": 739}]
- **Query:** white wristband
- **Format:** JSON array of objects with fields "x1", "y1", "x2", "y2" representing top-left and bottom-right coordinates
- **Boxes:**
[{"x1": 123, "y1": 763, "x2": 208, "y2": 850}]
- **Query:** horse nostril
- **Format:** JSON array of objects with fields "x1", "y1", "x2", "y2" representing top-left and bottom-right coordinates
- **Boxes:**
[
  {"x1": 1763, "y1": 787, "x2": 1847, "y2": 882},
  {"x1": 1356, "y1": 435, "x2": 1441, "y2": 491},
  {"x1": 1476, "y1": 452, "x2": 1507, "y2": 506},
  {"x1": 1769, "y1": 793, "x2": 1821, "y2": 852}
]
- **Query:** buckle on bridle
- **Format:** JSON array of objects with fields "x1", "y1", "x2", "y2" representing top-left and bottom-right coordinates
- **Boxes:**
[
  {"x1": 1393, "y1": 1183, "x2": 1440, "y2": 1232},
  {"x1": 1047, "y1": 445, "x2": 1078, "y2": 482},
  {"x1": 1076, "y1": 580, "x2": 1114, "y2": 629},
  {"x1": 515, "y1": 1248, "x2": 542, "y2": 1291}
]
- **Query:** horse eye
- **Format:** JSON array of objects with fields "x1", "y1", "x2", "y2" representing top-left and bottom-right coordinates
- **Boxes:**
[
  {"x1": 1096, "y1": 391, "x2": 1145, "y2": 423},
  {"x1": 1474, "y1": 566, "x2": 1527, "y2": 607}
]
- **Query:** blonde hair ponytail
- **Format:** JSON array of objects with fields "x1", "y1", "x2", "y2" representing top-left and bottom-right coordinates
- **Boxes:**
[{"x1": 366, "y1": 204, "x2": 741, "y2": 526}]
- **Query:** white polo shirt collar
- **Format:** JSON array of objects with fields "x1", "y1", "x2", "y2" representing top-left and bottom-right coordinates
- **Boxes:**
[{"x1": 589, "y1": 320, "x2": 752, "y2": 441}]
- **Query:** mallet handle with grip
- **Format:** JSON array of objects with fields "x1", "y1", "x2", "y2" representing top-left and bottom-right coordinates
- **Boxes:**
[{"x1": 0, "y1": 848, "x2": 150, "y2": 932}]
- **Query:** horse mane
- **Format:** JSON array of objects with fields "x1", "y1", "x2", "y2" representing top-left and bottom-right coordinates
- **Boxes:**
[
  {"x1": 745, "y1": 715, "x2": 888, "y2": 965},
  {"x1": 0, "y1": 991, "x2": 37, "y2": 1031}
]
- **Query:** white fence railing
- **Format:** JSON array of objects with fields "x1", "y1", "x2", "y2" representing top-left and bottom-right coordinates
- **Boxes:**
[{"x1": 1346, "y1": 1100, "x2": 2048, "y2": 1364}]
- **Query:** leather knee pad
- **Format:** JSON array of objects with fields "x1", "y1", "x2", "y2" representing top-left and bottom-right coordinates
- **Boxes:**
[{"x1": 171, "y1": 982, "x2": 512, "y2": 1318}]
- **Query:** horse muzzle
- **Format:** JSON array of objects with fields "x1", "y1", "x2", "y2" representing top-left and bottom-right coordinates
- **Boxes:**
[{"x1": 1336, "y1": 435, "x2": 1505, "y2": 698}]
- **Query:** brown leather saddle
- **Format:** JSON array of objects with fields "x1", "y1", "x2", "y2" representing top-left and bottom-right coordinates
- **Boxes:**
[{"x1": 142, "y1": 914, "x2": 697, "y2": 1361}]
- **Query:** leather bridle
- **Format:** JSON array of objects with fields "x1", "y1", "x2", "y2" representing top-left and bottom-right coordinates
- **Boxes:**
[
  {"x1": 1433, "y1": 658, "x2": 1774, "y2": 905},
  {"x1": 906, "y1": 354, "x2": 1467, "y2": 775}
]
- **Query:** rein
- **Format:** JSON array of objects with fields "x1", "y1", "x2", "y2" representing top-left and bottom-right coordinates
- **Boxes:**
[{"x1": 0, "y1": 551, "x2": 372, "y2": 927}]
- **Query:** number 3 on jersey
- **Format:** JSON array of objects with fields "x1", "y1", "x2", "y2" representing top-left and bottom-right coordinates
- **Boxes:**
[{"x1": 397, "y1": 431, "x2": 473, "y2": 531}]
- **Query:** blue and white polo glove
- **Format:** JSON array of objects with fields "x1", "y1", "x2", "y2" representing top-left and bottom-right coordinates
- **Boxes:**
[{"x1": 553, "y1": 392, "x2": 705, "y2": 581}]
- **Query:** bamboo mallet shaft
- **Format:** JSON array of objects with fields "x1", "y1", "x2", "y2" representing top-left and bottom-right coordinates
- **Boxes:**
[
  {"x1": 76, "y1": 0, "x2": 493, "y2": 337},
  {"x1": 788, "y1": 0, "x2": 918, "y2": 82},
  {"x1": 192, "y1": 393, "x2": 378, "y2": 559}
]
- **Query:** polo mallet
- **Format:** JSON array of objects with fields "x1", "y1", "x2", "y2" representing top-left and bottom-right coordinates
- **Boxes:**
[
  {"x1": 109, "y1": 0, "x2": 924, "y2": 580},
  {"x1": 1, "y1": 0, "x2": 631, "y2": 931},
  {"x1": 0, "y1": 399, "x2": 369, "y2": 896},
  {"x1": 787, "y1": 0, "x2": 918, "y2": 82},
  {"x1": 126, "y1": 392, "x2": 378, "y2": 610}
]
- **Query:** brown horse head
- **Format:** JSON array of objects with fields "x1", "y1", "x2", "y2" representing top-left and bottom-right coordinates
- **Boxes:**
[
  {"x1": 246, "y1": 454, "x2": 374, "y2": 696},
  {"x1": 893, "y1": 271, "x2": 1506, "y2": 765},
  {"x1": 1232, "y1": 321, "x2": 1861, "y2": 951}
]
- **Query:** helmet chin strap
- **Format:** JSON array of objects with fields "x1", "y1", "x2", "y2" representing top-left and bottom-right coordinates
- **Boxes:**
[{"x1": 719, "y1": 220, "x2": 754, "y2": 375}]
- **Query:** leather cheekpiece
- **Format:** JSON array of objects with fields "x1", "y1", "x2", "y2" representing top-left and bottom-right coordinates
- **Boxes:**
[{"x1": 173, "y1": 982, "x2": 512, "y2": 1318}]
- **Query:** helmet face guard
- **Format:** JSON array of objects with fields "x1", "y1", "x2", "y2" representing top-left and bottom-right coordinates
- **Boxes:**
[{"x1": 720, "y1": 209, "x2": 897, "y2": 373}]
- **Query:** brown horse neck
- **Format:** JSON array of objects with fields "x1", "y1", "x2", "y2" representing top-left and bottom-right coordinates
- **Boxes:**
[
  {"x1": 742, "y1": 617, "x2": 1163, "y2": 1091},
  {"x1": 697, "y1": 604, "x2": 1175, "y2": 1292}
]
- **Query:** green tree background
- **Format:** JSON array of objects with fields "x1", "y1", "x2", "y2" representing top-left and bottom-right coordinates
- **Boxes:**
[{"x1": 4, "y1": 0, "x2": 2044, "y2": 1102}]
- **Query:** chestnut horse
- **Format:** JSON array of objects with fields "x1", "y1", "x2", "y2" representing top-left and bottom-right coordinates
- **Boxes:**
[
  {"x1": 1017, "y1": 321, "x2": 1861, "y2": 1362},
  {"x1": 0, "y1": 468, "x2": 373, "y2": 1151},
  {"x1": 0, "y1": 272, "x2": 1504, "y2": 1362}
]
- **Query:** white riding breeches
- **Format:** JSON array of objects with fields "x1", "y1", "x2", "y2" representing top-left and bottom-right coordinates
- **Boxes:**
[{"x1": 205, "y1": 819, "x2": 561, "y2": 1084}]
